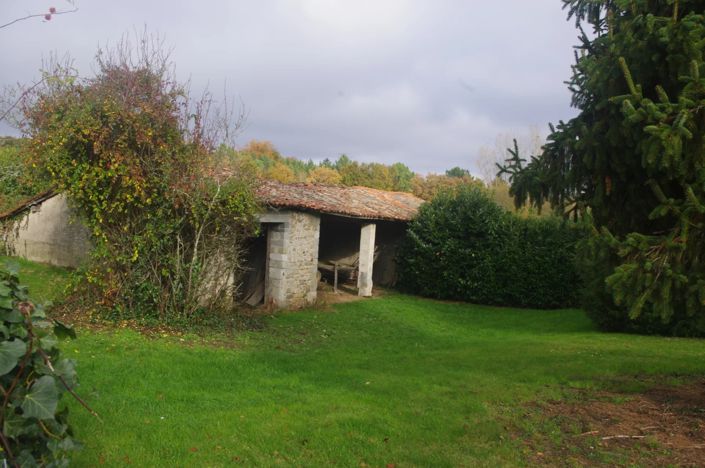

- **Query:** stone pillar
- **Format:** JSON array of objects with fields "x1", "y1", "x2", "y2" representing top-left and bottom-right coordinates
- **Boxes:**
[
  {"x1": 357, "y1": 223, "x2": 376, "y2": 297},
  {"x1": 265, "y1": 223, "x2": 289, "y2": 307},
  {"x1": 286, "y1": 212, "x2": 320, "y2": 307},
  {"x1": 261, "y1": 211, "x2": 321, "y2": 309}
]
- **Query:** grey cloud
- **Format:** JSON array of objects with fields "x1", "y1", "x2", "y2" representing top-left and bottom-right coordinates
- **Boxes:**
[{"x1": 1, "y1": 0, "x2": 580, "y2": 174}]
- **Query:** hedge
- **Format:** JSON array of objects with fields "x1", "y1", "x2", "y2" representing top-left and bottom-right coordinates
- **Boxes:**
[{"x1": 397, "y1": 186, "x2": 586, "y2": 309}]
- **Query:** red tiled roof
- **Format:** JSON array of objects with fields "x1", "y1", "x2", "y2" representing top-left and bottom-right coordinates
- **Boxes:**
[
  {"x1": 256, "y1": 180, "x2": 423, "y2": 221},
  {"x1": 0, "y1": 182, "x2": 425, "y2": 223}
]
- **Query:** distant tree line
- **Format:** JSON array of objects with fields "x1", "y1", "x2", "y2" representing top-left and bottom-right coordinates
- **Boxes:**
[
  {"x1": 218, "y1": 139, "x2": 548, "y2": 216},
  {"x1": 1, "y1": 134, "x2": 550, "y2": 218}
]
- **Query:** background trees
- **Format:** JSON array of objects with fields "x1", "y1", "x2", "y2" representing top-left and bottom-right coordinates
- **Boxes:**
[
  {"x1": 222, "y1": 135, "x2": 548, "y2": 211},
  {"x1": 501, "y1": 0, "x2": 705, "y2": 335}
]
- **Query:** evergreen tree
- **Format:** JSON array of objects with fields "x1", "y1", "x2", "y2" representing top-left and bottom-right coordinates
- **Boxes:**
[{"x1": 500, "y1": 0, "x2": 705, "y2": 335}]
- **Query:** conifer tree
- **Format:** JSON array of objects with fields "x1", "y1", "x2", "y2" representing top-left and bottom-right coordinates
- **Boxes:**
[{"x1": 500, "y1": 0, "x2": 705, "y2": 335}]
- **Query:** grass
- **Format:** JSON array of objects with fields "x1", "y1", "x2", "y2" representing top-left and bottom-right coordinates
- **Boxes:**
[
  {"x1": 5, "y1": 258, "x2": 705, "y2": 466},
  {"x1": 0, "y1": 255, "x2": 72, "y2": 304},
  {"x1": 66, "y1": 302, "x2": 705, "y2": 466}
]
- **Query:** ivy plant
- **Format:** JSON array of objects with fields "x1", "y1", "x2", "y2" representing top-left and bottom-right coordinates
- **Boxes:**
[
  {"x1": 20, "y1": 36, "x2": 260, "y2": 324},
  {"x1": 0, "y1": 263, "x2": 91, "y2": 467}
]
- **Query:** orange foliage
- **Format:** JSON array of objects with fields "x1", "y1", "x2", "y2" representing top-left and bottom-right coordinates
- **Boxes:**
[
  {"x1": 411, "y1": 174, "x2": 483, "y2": 200},
  {"x1": 241, "y1": 140, "x2": 281, "y2": 160},
  {"x1": 306, "y1": 167, "x2": 342, "y2": 185},
  {"x1": 265, "y1": 161, "x2": 296, "y2": 183}
]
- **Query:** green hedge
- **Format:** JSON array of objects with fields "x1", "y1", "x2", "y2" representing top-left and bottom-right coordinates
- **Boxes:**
[{"x1": 397, "y1": 186, "x2": 585, "y2": 309}]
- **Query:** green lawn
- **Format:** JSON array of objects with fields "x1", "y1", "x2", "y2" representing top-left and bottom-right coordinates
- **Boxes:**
[
  {"x1": 0, "y1": 255, "x2": 71, "y2": 304},
  {"x1": 66, "y1": 301, "x2": 705, "y2": 467},
  {"x1": 3, "y1": 257, "x2": 705, "y2": 466}
]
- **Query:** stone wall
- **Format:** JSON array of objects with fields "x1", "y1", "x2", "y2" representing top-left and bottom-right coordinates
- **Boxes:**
[
  {"x1": 262, "y1": 211, "x2": 321, "y2": 309},
  {"x1": 2, "y1": 194, "x2": 91, "y2": 268}
]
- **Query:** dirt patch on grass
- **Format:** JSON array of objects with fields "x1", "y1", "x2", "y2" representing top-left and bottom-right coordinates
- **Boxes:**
[
  {"x1": 315, "y1": 283, "x2": 389, "y2": 307},
  {"x1": 520, "y1": 378, "x2": 705, "y2": 467},
  {"x1": 317, "y1": 287, "x2": 365, "y2": 306},
  {"x1": 296, "y1": 283, "x2": 392, "y2": 315}
]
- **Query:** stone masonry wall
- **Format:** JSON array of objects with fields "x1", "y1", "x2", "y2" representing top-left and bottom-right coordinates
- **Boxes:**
[{"x1": 264, "y1": 211, "x2": 320, "y2": 309}]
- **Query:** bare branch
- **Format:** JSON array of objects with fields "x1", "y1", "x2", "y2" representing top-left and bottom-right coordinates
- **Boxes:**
[
  {"x1": 0, "y1": 78, "x2": 45, "y2": 124},
  {"x1": 0, "y1": 5, "x2": 79, "y2": 30}
]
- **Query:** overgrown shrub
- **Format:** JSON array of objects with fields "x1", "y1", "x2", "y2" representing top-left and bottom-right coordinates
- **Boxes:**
[
  {"x1": 0, "y1": 138, "x2": 52, "y2": 214},
  {"x1": 0, "y1": 262, "x2": 85, "y2": 466},
  {"x1": 397, "y1": 186, "x2": 585, "y2": 309},
  {"x1": 19, "y1": 37, "x2": 260, "y2": 323}
]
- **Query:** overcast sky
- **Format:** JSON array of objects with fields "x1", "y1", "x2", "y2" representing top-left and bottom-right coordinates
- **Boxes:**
[{"x1": 1, "y1": 0, "x2": 581, "y2": 175}]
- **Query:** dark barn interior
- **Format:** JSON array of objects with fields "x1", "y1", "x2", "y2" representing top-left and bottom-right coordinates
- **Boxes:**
[{"x1": 317, "y1": 214, "x2": 406, "y2": 288}]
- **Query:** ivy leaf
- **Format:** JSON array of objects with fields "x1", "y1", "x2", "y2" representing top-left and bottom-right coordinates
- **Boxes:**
[
  {"x1": 2, "y1": 262, "x2": 19, "y2": 277},
  {"x1": 40, "y1": 334, "x2": 59, "y2": 351},
  {"x1": 50, "y1": 435, "x2": 81, "y2": 452},
  {"x1": 15, "y1": 449, "x2": 38, "y2": 467},
  {"x1": 0, "y1": 282, "x2": 11, "y2": 297},
  {"x1": 3, "y1": 409, "x2": 33, "y2": 438},
  {"x1": 53, "y1": 359, "x2": 77, "y2": 389},
  {"x1": 32, "y1": 305, "x2": 47, "y2": 319},
  {"x1": 1, "y1": 308, "x2": 25, "y2": 323},
  {"x1": 43, "y1": 415, "x2": 69, "y2": 439},
  {"x1": 0, "y1": 339, "x2": 27, "y2": 376},
  {"x1": 21, "y1": 376, "x2": 59, "y2": 420},
  {"x1": 0, "y1": 297, "x2": 13, "y2": 310},
  {"x1": 9, "y1": 323, "x2": 28, "y2": 339},
  {"x1": 53, "y1": 321, "x2": 76, "y2": 340},
  {"x1": 14, "y1": 286, "x2": 29, "y2": 302}
]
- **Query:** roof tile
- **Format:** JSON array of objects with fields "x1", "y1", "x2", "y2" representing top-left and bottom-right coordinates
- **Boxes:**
[{"x1": 256, "y1": 180, "x2": 423, "y2": 221}]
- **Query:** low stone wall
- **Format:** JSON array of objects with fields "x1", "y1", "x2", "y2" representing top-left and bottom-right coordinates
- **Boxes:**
[{"x1": 2, "y1": 194, "x2": 91, "y2": 268}]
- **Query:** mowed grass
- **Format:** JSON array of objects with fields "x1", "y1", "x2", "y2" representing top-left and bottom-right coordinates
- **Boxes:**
[
  {"x1": 0, "y1": 255, "x2": 72, "y2": 304},
  {"x1": 66, "y1": 301, "x2": 705, "y2": 466},
  {"x1": 5, "y1": 258, "x2": 705, "y2": 466}
]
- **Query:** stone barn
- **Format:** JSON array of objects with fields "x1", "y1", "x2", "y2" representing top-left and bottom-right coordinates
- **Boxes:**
[
  {"x1": 0, "y1": 190, "x2": 91, "y2": 268},
  {"x1": 242, "y1": 181, "x2": 424, "y2": 309},
  {"x1": 1, "y1": 181, "x2": 424, "y2": 309}
]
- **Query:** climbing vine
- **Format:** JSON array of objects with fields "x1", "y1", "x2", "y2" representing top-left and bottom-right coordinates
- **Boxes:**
[{"x1": 19, "y1": 36, "x2": 260, "y2": 323}]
